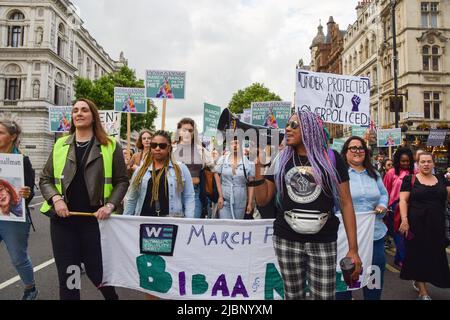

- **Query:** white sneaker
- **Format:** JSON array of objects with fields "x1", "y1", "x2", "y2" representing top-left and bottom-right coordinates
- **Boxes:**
[{"x1": 412, "y1": 281, "x2": 419, "y2": 292}]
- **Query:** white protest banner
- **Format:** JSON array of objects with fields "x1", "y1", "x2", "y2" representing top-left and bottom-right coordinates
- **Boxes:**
[
  {"x1": 377, "y1": 128, "x2": 402, "y2": 147},
  {"x1": 49, "y1": 106, "x2": 72, "y2": 132},
  {"x1": 99, "y1": 213, "x2": 375, "y2": 300},
  {"x1": 295, "y1": 69, "x2": 370, "y2": 126},
  {"x1": 0, "y1": 153, "x2": 26, "y2": 222},
  {"x1": 99, "y1": 111, "x2": 122, "y2": 140}
]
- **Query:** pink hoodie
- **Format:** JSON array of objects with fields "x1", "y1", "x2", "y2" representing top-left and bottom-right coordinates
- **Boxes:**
[{"x1": 383, "y1": 168, "x2": 416, "y2": 207}]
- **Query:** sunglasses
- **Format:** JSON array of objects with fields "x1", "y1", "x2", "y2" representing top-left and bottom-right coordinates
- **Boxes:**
[
  {"x1": 285, "y1": 120, "x2": 300, "y2": 130},
  {"x1": 150, "y1": 143, "x2": 168, "y2": 150},
  {"x1": 347, "y1": 146, "x2": 366, "y2": 153}
]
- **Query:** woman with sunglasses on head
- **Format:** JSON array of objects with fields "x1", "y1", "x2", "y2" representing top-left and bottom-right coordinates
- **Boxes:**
[
  {"x1": 0, "y1": 120, "x2": 38, "y2": 300},
  {"x1": 336, "y1": 136, "x2": 388, "y2": 300},
  {"x1": 125, "y1": 129, "x2": 152, "y2": 177},
  {"x1": 124, "y1": 130, "x2": 195, "y2": 218},
  {"x1": 173, "y1": 118, "x2": 215, "y2": 218},
  {"x1": 254, "y1": 110, "x2": 362, "y2": 300},
  {"x1": 383, "y1": 147, "x2": 416, "y2": 268},
  {"x1": 214, "y1": 138, "x2": 255, "y2": 220},
  {"x1": 398, "y1": 152, "x2": 450, "y2": 300},
  {"x1": 39, "y1": 98, "x2": 129, "y2": 300}
]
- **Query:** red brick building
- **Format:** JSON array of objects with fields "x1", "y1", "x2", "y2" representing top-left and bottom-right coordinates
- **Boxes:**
[{"x1": 310, "y1": 17, "x2": 346, "y2": 138}]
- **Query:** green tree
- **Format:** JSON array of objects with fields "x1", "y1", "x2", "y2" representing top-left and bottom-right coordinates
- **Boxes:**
[
  {"x1": 74, "y1": 66, "x2": 157, "y2": 138},
  {"x1": 228, "y1": 83, "x2": 282, "y2": 114}
]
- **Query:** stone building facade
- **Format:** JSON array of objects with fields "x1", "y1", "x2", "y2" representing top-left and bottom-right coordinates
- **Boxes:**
[
  {"x1": 342, "y1": 0, "x2": 449, "y2": 139},
  {"x1": 0, "y1": 0, "x2": 126, "y2": 173}
]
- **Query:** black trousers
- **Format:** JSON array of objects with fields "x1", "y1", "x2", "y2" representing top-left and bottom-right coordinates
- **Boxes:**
[{"x1": 50, "y1": 216, "x2": 118, "y2": 300}]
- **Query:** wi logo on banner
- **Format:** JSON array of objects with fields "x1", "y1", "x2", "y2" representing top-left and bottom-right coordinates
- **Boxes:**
[{"x1": 139, "y1": 224, "x2": 178, "y2": 256}]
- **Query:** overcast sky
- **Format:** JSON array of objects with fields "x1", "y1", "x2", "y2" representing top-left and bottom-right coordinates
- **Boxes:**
[{"x1": 73, "y1": 0, "x2": 358, "y2": 133}]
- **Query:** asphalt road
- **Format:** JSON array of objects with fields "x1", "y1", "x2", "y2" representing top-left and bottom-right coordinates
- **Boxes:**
[{"x1": 1, "y1": 194, "x2": 449, "y2": 300}]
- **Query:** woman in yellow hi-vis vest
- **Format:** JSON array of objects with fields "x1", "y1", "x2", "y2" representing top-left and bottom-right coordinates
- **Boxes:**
[{"x1": 39, "y1": 98, "x2": 129, "y2": 300}]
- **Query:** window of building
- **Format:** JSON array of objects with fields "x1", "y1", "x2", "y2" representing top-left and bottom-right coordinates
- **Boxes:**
[
  {"x1": 7, "y1": 11, "x2": 25, "y2": 47},
  {"x1": 57, "y1": 37, "x2": 63, "y2": 56},
  {"x1": 4, "y1": 78, "x2": 21, "y2": 100},
  {"x1": 365, "y1": 38, "x2": 369, "y2": 60},
  {"x1": 373, "y1": 66, "x2": 378, "y2": 84},
  {"x1": 8, "y1": 26, "x2": 24, "y2": 47},
  {"x1": 57, "y1": 24, "x2": 65, "y2": 58},
  {"x1": 54, "y1": 84, "x2": 60, "y2": 105},
  {"x1": 77, "y1": 49, "x2": 83, "y2": 73},
  {"x1": 371, "y1": 36, "x2": 376, "y2": 55},
  {"x1": 423, "y1": 91, "x2": 440, "y2": 119},
  {"x1": 86, "y1": 57, "x2": 91, "y2": 78},
  {"x1": 423, "y1": 45, "x2": 440, "y2": 71},
  {"x1": 9, "y1": 11, "x2": 25, "y2": 20},
  {"x1": 421, "y1": 2, "x2": 439, "y2": 28}
]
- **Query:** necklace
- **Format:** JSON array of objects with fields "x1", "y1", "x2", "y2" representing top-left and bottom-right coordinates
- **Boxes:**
[
  {"x1": 293, "y1": 154, "x2": 309, "y2": 175},
  {"x1": 76, "y1": 140, "x2": 91, "y2": 148}
]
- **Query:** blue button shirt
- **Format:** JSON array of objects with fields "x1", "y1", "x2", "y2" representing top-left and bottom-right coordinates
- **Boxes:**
[{"x1": 348, "y1": 167, "x2": 389, "y2": 241}]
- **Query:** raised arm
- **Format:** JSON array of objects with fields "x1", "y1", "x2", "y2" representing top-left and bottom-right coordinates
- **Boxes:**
[{"x1": 254, "y1": 163, "x2": 275, "y2": 207}]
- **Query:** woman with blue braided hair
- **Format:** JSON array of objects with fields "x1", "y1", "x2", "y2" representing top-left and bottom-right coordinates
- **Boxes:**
[{"x1": 255, "y1": 109, "x2": 362, "y2": 300}]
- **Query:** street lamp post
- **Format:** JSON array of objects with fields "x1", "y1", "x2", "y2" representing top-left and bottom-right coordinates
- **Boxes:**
[{"x1": 391, "y1": 0, "x2": 399, "y2": 128}]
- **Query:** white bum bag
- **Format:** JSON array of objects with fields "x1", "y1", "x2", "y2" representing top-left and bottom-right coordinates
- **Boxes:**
[{"x1": 284, "y1": 209, "x2": 330, "y2": 235}]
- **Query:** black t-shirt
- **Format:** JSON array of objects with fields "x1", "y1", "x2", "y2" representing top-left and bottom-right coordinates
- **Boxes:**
[
  {"x1": 177, "y1": 144, "x2": 202, "y2": 178},
  {"x1": 66, "y1": 140, "x2": 100, "y2": 213},
  {"x1": 140, "y1": 169, "x2": 169, "y2": 216},
  {"x1": 266, "y1": 150, "x2": 349, "y2": 243}
]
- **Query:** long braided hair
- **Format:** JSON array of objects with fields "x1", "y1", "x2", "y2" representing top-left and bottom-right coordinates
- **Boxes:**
[
  {"x1": 133, "y1": 130, "x2": 183, "y2": 205},
  {"x1": 275, "y1": 109, "x2": 340, "y2": 200}
]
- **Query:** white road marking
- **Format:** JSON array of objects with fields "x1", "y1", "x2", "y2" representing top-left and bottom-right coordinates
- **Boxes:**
[
  {"x1": 0, "y1": 258, "x2": 55, "y2": 290},
  {"x1": 29, "y1": 202, "x2": 44, "y2": 208}
]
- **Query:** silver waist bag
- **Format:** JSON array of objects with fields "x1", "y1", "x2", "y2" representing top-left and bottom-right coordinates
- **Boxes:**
[{"x1": 284, "y1": 209, "x2": 330, "y2": 235}]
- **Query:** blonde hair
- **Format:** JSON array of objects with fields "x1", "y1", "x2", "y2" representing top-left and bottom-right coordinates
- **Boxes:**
[{"x1": 132, "y1": 130, "x2": 183, "y2": 205}]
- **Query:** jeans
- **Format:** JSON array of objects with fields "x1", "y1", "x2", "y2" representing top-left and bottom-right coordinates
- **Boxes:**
[
  {"x1": 193, "y1": 185, "x2": 203, "y2": 218},
  {"x1": 0, "y1": 221, "x2": 35, "y2": 287},
  {"x1": 336, "y1": 237, "x2": 386, "y2": 300}
]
